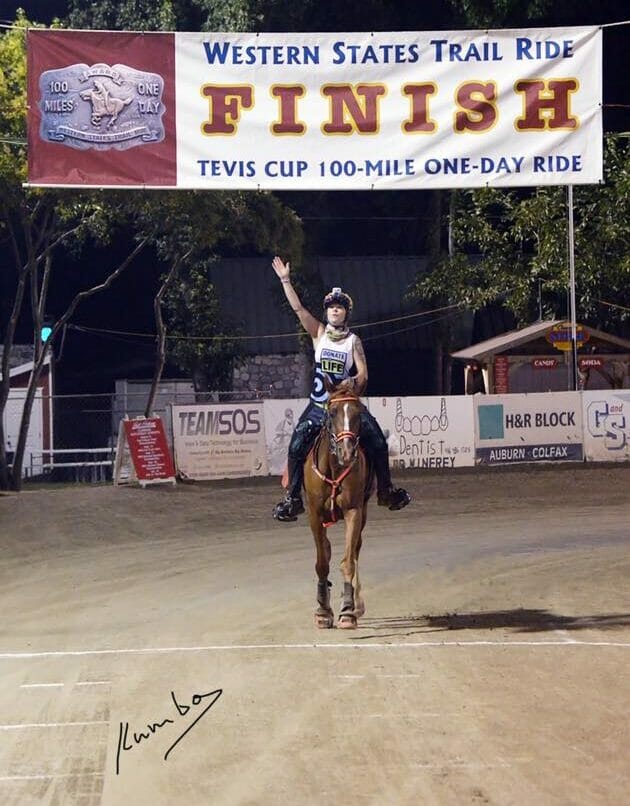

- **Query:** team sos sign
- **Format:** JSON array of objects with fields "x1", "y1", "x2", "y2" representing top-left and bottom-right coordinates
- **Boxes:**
[{"x1": 171, "y1": 403, "x2": 268, "y2": 480}]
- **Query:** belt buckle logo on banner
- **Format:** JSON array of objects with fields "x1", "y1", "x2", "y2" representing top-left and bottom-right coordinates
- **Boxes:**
[{"x1": 39, "y1": 63, "x2": 165, "y2": 151}]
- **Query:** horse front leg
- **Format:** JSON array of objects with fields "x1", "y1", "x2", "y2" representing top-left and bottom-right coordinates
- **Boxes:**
[
  {"x1": 338, "y1": 507, "x2": 363, "y2": 629},
  {"x1": 353, "y1": 508, "x2": 366, "y2": 618},
  {"x1": 310, "y1": 512, "x2": 333, "y2": 629}
]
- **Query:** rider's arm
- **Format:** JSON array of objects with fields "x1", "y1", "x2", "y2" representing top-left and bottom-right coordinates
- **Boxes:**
[
  {"x1": 352, "y1": 336, "x2": 368, "y2": 394},
  {"x1": 272, "y1": 256, "x2": 323, "y2": 340}
]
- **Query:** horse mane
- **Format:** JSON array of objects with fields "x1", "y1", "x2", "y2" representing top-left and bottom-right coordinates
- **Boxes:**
[{"x1": 327, "y1": 379, "x2": 362, "y2": 403}]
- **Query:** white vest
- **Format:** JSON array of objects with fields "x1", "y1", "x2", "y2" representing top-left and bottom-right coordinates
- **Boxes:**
[{"x1": 310, "y1": 331, "x2": 356, "y2": 403}]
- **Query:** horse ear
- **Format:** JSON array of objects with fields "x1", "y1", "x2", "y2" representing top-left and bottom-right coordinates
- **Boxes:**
[
  {"x1": 337, "y1": 379, "x2": 355, "y2": 395},
  {"x1": 323, "y1": 374, "x2": 335, "y2": 394}
]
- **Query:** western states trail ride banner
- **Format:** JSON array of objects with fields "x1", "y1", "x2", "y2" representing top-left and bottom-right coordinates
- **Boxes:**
[{"x1": 27, "y1": 27, "x2": 602, "y2": 190}]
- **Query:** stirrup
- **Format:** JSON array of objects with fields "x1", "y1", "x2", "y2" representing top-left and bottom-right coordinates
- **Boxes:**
[
  {"x1": 378, "y1": 487, "x2": 411, "y2": 511},
  {"x1": 273, "y1": 495, "x2": 305, "y2": 522}
]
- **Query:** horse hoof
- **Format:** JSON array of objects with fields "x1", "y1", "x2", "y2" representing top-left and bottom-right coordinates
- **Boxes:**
[
  {"x1": 338, "y1": 613, "x2": 357, "y2": 630},
  {"x1": 354, "y1": 601, "x2": 366, "y2": 618},
  {"x1": 314, "y1": 611, "x2": 334, "y2": 629}
]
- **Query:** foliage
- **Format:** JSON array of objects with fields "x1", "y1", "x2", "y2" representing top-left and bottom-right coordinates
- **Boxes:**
[
  {"x1": 409, "y1": 136, "x2": 630, "y2": 327},
  {"x1": 162, "y1": 260, "x2": 242, "y2": 393},
  {"x1": 142, "y1": 189, "x2": 302, "y2": 390},
  {"x1": 65, "y1": 0, "x2": 256, "y2": 32},
  {"x1": 446, "y1": 0, "x2": 552, "y2": 28}
]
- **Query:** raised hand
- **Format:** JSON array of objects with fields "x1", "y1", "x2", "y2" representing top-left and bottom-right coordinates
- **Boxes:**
[{"x1": 272, "y1": 255, "x2": 290, "y2": 281}]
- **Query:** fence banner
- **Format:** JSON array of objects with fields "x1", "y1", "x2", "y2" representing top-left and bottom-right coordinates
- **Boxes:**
[
  {"x1": 171, "y1": 402, "x2": 268, "y2": 480},
  {"x1": 27, "y1": 26, "x2": 602, "y2": 189},
  {"x1": 582, "y1": 390, "x2": 630, "y2": 462},
  {"x1": 474, "y1": 392, "x2": 583, "y2": 464},
  {"x1": 367, "y1": 395, "x2": 475, "y2": 470},
  {"x1": 263, "y1": 398, "x2": 308, "y2": 476}
]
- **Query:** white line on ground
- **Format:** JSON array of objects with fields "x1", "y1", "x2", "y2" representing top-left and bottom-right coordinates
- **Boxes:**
[
  {"x1": 411, "y1": 761, "x2": 515, "y2": 769},
  {"x1": 19, "y1": 683, "x2": 64, "y2": 688},
  {"x1": 76, "y1": 681, "x2": 111, "y2": 686},
  {"x1": 377, "y1": 674, "x2": 423, "y2": 678},
  {"x1": 555, "y1": 630, "x2": 579, "y2": 644},
  {"x1": 0, "y1": 721, "x2": 108, "y2": 731},
  {"x1": 0, "y1": 640, "x2": 628, "y2": 659}
]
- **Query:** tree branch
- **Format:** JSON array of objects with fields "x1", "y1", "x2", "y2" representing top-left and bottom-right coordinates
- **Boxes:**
[{"x1": 144, "y1": 248, "x2": 192, "y2": 418}]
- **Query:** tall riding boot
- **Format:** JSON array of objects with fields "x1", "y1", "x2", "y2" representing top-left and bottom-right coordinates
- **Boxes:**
[
  {"x1": 273, "y1": 455, "x2": 306, "y2": 521},
  {"x1": 373, "y1": 447, "x2": 411, "y2": 511},
  {"x1": 286, "y1": 454, "x2": 304, "y2": 501}
]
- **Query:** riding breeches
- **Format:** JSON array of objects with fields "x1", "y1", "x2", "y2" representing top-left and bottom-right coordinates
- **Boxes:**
[
  {"x1": 359, "y1": 410, "x2": 393, "y2": 493},
  {"x1": 285, "y1": 403, "x2": 326, "y2": 498},
  {"x1": 285, "y1": 402, "x2": 392, "y2": 499}
]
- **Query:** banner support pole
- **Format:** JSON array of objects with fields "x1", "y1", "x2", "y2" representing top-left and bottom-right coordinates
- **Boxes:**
[{"x1": 567, "y1": 185, "x2": 578, "y2": 391}]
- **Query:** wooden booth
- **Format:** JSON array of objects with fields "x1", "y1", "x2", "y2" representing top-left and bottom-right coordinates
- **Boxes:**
[{"x1": 452, "y1": 320, "x2": 630, "y2": 395}]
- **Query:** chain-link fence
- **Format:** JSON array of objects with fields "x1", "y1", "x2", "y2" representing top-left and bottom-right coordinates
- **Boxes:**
[{"x1": 21, "y1": 384, "x2": 274, "y2": 483}]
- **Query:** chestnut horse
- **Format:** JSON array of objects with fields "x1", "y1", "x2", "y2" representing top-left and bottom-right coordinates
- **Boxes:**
[{"x1": 303, "y1": 382, "x2": 374, "y2": 629}]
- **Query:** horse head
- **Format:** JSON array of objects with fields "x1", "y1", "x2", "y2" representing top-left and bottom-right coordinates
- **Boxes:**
[{"x1": 324, "y1": 378, "x2": 363, "y2": 467}]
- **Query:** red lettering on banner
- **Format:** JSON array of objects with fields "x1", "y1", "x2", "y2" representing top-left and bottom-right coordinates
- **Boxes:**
[
  {"x1": 270, "y1": 85, "x2": 306, "y2": 134},
  {"x1": 200, "y1": 85, "x2": 254, "y2": 134},
  {"x1": 321, "y1": 84, "x2": 387, "y2": 134},
  {"x1": 454, "y1": 82, "x2": 497, "y2": 132},
  {"x1": 402, "y1": 83, "x2": 437, "y2": 133},
  {"x1": 514, "y1": 78, "x2": 578, "y2": 130}
]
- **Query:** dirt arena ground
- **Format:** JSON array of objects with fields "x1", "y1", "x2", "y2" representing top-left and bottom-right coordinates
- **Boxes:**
[{"x1": 0, "y1": 463, "x2": 629, "y2": 806}]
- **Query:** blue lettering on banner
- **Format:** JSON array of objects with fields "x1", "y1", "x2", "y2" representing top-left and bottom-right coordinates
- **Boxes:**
[
  {"x1": 198, "y1": 160, "x2": 256, "y2": 178},
  {"x1": 202, "y1": 41, "x2": 320, "y2": 66},
  {"x1": 503, "y1": 410, "x2": 576, "y2": 429},
  {"x1": 178, "y1": 409, "x2": 261, "y2": 437},
  {"x1": 587, "y1": 400, "x2": 627, "y2": 451},
  {"x1": 515, "y1": 37, "x2": 574, "y2": 60},
  {"x1": 430, "y1": 40, "x2": 504, "y2": 62},
  {"x1": 331, "y1": 41, "x2": 420, "y2": 65}
]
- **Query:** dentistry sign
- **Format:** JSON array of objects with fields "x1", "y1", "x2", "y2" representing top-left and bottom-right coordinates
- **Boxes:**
[{"x1": 27, "y1": 26, "x2": 602, "y2": 189}]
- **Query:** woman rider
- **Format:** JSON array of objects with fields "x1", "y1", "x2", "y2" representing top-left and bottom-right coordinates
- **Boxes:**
[{"x1": 272, "y1": 255, "x2": 411, "y2": 522}]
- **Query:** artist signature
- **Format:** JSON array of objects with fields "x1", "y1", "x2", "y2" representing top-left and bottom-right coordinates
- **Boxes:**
[{"x1": 115, "y1": 688, "x2": 223, "y2": 774}]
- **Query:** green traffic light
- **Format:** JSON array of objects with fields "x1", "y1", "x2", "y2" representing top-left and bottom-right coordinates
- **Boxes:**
[{"x1": 41, "y1": 325, "x2": 53, "y2": 342}]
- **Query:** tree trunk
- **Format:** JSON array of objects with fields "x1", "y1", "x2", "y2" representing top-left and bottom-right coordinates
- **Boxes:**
[
  {"x1": 8, "y1": 238, "x2": 148, "y2": 490},
  {"x1": 0, "y1": 268, "x2": 30, "y2": 490},
  {"x1": 144, "y1": 251, "x2": 190, "y2": 418},
  {"x1": 9, "y1": 344, "x2": 52, "y2": 490}
]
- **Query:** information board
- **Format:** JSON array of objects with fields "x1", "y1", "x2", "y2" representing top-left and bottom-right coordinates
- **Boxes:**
[{"x1": 114, "y1": 416, "x2": 176, "y2": 486}]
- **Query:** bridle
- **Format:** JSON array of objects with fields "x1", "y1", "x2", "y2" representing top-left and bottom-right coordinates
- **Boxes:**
[{"x1": 325, "y1": 395, "x2": 361, "y2": 455}]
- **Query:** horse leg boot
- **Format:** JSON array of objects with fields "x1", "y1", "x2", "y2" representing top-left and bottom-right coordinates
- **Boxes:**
[
  {"x1": 315, "y1": 578, "x2": 333, "y2": 629},
  {"x1": 338, "y1": 581, "x2": 357, "y2": 629}
]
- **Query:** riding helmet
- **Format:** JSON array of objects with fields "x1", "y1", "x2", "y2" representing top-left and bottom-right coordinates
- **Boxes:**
[{"x1": 323, "y1": 287, "x2": 354, "y2": 315}]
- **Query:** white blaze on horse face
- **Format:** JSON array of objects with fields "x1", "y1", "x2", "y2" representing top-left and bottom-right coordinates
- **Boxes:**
[{"x1": 340, "y1": 401, "x2": 354, "y2": 465}]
